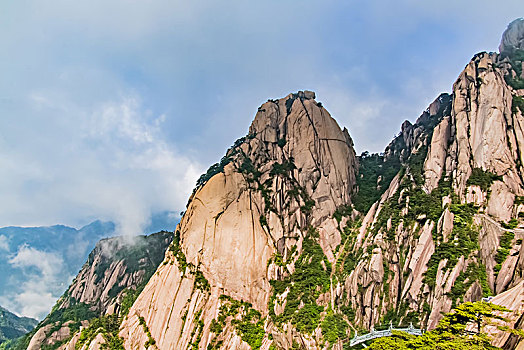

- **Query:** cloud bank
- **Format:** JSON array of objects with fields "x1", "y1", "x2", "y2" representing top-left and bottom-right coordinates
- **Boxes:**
[
  {"x1": 0, "y1": 91, "x2": 200, "y2": 235},
  {"x1": 2, "y1": 245, "x2": 68, "y2": 319}
]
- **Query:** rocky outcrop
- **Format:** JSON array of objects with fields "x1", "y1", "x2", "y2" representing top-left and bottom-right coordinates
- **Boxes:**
[
  {"x1": 336, "y1": 31, "x2": 524, "y2": 344},
  {"x1": 119, "y1": 91, "x2": 358, "y2": 349},
  {"x1": 487, "y1": 280, "x2": 524, "y2": 348},
  {"x1": 25, "y1": 232, "x2": 172, "y2": 350},
  {"x1": 26, "y1": 323, "x2": 53, "y2": 350},
  {"x1": 500, "y1": 18, "x2": 524, "y2": 53},
  {"x1": 118, "y1": 42, "x2": 524, "y2": 347}
]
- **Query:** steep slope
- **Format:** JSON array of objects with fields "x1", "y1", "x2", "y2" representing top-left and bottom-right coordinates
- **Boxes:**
[
  {"x1": 115, "y1": 20, "x2": 524, "y2": 350},
  {"x1": 336, "y1": 20, "x2": 524, "y2": 349},
  {"x1": 11, "y1": 231, "x2": 172, "y2": 350},
  {"x1": 119, "y1": 91, "x2": 359, "y2": 349},
  {"x1": 0, "y1": 213, "x2": 177, "y2": 322},
  {"x1": 0, "y1": 306, "x2": 37, "y2": 345}
]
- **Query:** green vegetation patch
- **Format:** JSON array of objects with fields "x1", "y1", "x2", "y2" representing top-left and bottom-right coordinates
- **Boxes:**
[
  {"x1": 138, "y1": 316, "x2": 156, "y2": 348},
  {"x1": 189, "y1": 310, "x2": 204, "y2": 350},
  {"x1": 75, "y1": 314, "x2": 124, "y2": 350},
  {"x1": 467, "y1": 168, "x2": 502, "y2": 192},
  {"x1": 505, "y1": 76, "x2": 524, "y2": 90},
  {"x1": 423, "y1": 203, "x2": 480, "y2": 289},
  {"x1": 448, "y1": 263, "x2": 490, "y2": 308},
  {"x1": 269, "y1": 227, "x2": 331, "y2": 334},
  {"x1": 194, "y1": 135, "x2": 254, "y2": 191},
  {"x1": 512, "y1": 95, "x2": 524, "y2": 115},
  {"x1": 320, "y1": 309, "x2": 348, "y2": 344},
  {"x1": 169, "y1": 239, "x2": 190, "y2": 273},
  {"x1": 334, "y1": 221, "x2": 363, "y2": 279},
  {"x1": 333, "y1": 204, "x2": 353, "y2": 224},
  {"x1": 494, "y1": 231, "x2": 515, "y2": 275},
  {"x1": 194, "y1": 270, "x2": 210, "y2": 292},
  {"x1": 352, "y1": 152, "x2": 401, "y2": 214},
  {"x1": 209, "y1": 295, "x2": 264, "y2": 349},
  {"x1": 503, "y1": 48, "x2": 524, "y2": 90},
  {"x1": 501, "y1": 218, "x2": 518, "y2": 230}
]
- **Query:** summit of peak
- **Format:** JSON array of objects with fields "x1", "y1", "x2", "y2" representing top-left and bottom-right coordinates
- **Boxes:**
[
  {"x1": 499, "y1": 18, "x2": 524, "y2": 53},
  {"x1": 285, "y1": 90, "x2": 316, "y2": 100}
]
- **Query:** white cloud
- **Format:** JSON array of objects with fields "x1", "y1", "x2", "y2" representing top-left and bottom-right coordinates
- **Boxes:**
[
  {"x1": 0, "y1": 235, "x2": 8, "y2": 251},
  {"x1": 4, "y1": 282, "x2": 57, "y2": 320},
  {"x1": 9, "y1": 245, "x2": 64, "y2": 276},
  {"x1": 0, "y1": 91, "x2": 201, "y2": 237},
  {"x1": 77, "y1": 96, "x2": 201, "y2": 236},
  {"x1": 3, "y1": 245, "x2": 70, "y2": 319}
]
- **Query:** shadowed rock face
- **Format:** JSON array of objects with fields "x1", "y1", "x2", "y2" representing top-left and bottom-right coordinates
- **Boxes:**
[{"x1": 500, "y1": 18, "x2": 524, "y2": 53}]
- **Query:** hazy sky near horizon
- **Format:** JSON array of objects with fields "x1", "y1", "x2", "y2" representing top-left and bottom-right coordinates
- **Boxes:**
[{"x1": 0, "y1": 1, "x2": 523, "y2": 235}]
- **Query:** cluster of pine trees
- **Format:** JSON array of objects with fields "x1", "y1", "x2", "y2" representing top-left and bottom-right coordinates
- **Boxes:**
[{"x1": 369, "y1": 302, "x2": 523, "y2": 350}]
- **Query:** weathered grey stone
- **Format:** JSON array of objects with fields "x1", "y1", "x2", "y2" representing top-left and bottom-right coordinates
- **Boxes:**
[{"x1": 499, "y1": 18, "x2": 524, "y2": 53}]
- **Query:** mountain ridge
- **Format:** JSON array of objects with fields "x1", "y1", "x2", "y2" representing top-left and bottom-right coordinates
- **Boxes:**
[
  {"x1": 3, "y1": 231, "x2": 173, "y2": 350},
  {"x1": 0, "y1": 211, "x2": 179, "y2": 321},
  {"x1": 19, "y1": 17, "x2": 524, "y2": 350},
  {"x1": 0, "y1": 306, "x2": 37, "y2": 346}
]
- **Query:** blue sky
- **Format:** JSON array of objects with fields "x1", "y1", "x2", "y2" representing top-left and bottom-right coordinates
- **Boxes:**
[{"x1": 0, "y1": 1, "x2": 522, "y2": 236}]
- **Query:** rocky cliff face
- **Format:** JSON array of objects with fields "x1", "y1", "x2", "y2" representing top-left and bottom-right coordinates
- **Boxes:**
[
  {"x1": 118, "y1": 91, "x2": 359, "y2": 349},
  {"x1": 21, "y1": 232, "x2": 172, "y2": 350},
  {"x1": 26, "y1": 20, "x2": 524, "y2": 350},
  {"x1": 336, "y1": 25, "x2": 524, "y2": 349},
  {"x1": 343, "y1": 49, "x2": 524, "y2": 329},
  {"x1": 116, "y1": 21, "x2": 524, "y2": 350},
  {"x1": 500, "y1": 18, "x2": 524, "y2": 54}
]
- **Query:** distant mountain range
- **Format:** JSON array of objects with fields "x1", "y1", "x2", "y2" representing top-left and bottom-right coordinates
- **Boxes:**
[
  {"x1": 0, "y1": 211, "x2": 178, "y2": 320},
  {"x1": 0, "y1": 306, "x2": 37, "y2": 345},
  {"x1": 32, "y1": 19, "x2": 523, "y2": 349},
  {"x1": 11, "y1": 232, "x2": 173, "y2": 350}
]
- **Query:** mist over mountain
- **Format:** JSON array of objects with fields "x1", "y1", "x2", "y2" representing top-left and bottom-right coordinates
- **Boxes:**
[
  {"x1": 2, "y1": 7, "x2": 524, "y2": 350},
  {"x1": 0, "y1": 211, "x2": 178, "y2": 320},
  {"x1": 12, "y1": 18, "x2": 524, "y2": 350}
]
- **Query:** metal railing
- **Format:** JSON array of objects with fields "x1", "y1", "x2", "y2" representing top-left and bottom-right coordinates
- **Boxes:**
[{"x1": 349, "y1": 322, "x2": 424, "y2": 347}]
